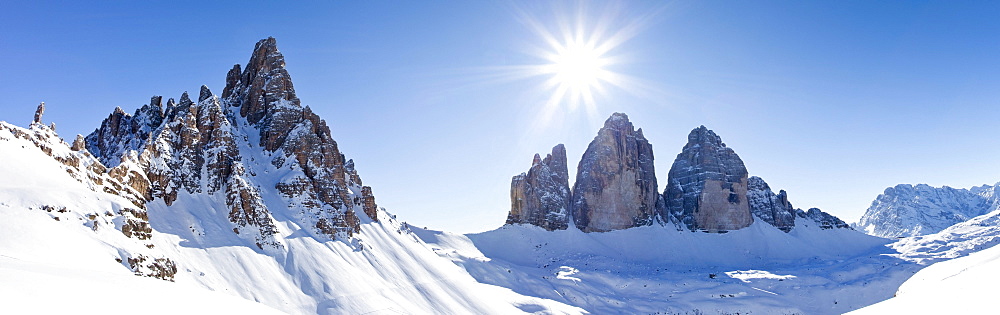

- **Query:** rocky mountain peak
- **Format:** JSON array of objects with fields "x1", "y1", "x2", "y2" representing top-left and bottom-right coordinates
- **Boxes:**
[
  {"x1": 664, "y1": 126, "x2": 752, "y2": 232},
  {"x1": 198, "y1": 85, "x2": 214, "y2": 102},
  {"x1": 82, "y1": 37, "x2": 379, "y2": 245},
  {"x1": 228, "y1": 37, "x2": 298, "y2": 127},
  {"x1": 685, "y1": 125, "x2": 723, "y2": 148},
  {"x1": 571, "y1": 113, "x2": 659, "y2": 232},
  {"x1": 507, "y1": 144, "x2": 571, "y2": 231}
]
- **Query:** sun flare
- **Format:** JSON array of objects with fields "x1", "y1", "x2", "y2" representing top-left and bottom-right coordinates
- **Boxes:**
[
  {"x1": 546, "y1": 40, "x2": 610, "y2": 97},
  {"x1": 483, "y1": 3, "x2": 660, "y2": 125}
]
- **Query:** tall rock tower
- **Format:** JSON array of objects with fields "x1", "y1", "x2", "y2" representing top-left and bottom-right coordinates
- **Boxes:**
[
  {"x1": 506, "y1": 144, "x2": 571, "y2": 230},
  {"x1": 571, "y1": 113, "x2": 659, "y2": 232},
  {"x1": 663, "y1": 126, "x2": 753, "y2": 232}
]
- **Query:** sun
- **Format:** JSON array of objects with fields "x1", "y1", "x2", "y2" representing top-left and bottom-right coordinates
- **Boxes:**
[
  {"x1": 507, "y1": 2, "x2": 657, "y2": 116},
  {"x1": 480, "y1": 3, "x2": 660, "y2": 124},
  {"x1": 545, "y1": 40, "x2": 610, "y2": 99}
]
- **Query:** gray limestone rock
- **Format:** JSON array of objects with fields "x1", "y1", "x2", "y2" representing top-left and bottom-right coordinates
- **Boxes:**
[
  {"x1": 507, "y1": 144, "x2": 571, "y2": 231},
  {"x1": 571, "y1": 113, "x2": 658, "y2": 232},
  {"x1": 747, "y1": 176, "x2": 797, "y2": 232},
  {"x1": 663, "y1": 126, "x2": 752, "y2": 233},
  {"x1": 33, "y1": 102, "x2": 44, "y2": 124}
]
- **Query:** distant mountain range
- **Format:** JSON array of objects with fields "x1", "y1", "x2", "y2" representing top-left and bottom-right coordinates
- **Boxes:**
[{"x1": 858, "y1": 182, "x2": 1000, "y2": 238}]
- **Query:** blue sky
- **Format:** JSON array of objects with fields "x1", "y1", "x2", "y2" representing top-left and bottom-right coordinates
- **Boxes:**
[{"x1": 3, "y1": 1, "x2": 1000, "y2": 233}]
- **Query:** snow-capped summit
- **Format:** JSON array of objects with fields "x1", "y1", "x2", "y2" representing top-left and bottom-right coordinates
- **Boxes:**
[{"x1": 858, "y1": 183, "x2": 1000, "y2": 238}]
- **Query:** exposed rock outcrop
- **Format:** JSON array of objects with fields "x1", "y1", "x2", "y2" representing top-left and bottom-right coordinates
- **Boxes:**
[
  {"x1": 0, "y1": 119, "x2": 174, "y2": 280},
  {"x1": 85, "y1": 97, "x2": 164, "y2": 168},
  {"x1": 507, "y1": 144, "x2": 571, "y2": 231},
  {"x1": 664, "y1": 126, "x2": 752, "y2": 232},
  {"x1": 747, "y1": 176, "x2": 797, "y2": 232},
  {"x1": 33, "y1": 102, "x2": 44, "y2": 124},
  {"x1": 71, "y1": 134, "x2": 87, "y2": 151},
  {"x1": 571, "y1": 113, "x2": 659, "y2": 232},
  {"x1": 84, "y1": 37, "x2": 376, "y2": 245},
  {"x1": 746, "y1": 176, "x2": 850, "y2": 231},
  {"x1": 801, "y1": 207, "x2": 851, "y2": 230}
]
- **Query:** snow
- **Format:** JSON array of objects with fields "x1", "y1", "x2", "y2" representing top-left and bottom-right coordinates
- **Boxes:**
[
  {"x1": 0, "y1": 120, "x2": 582, "y2": 314},
  {"x1": 890, "y1": 208, "x2": 1000, "y2": 264},
  {"x1": 0, "y1": 209, "x2": 285, "y2": 315},
  {"x1": 417, "y1": 219, "x2": 923, "y2": 314},
  {"x1": 849, "y1": 241, "x2": 1000, "y2": 314},
  {"x1": 724, "y1": 270, "x2": 796, "y2": 283}
]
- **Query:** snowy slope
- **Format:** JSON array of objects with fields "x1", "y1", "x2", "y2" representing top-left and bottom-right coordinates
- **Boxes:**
[
  {"x1": 848, "y1": 241, "x2": 1000, "y2": 314},
  {"x1": 845, "y1": 195, "x2": 1000, "y2": 313},
  {"x1": 417, "y1": 218, "x2": 923, "y2": 314},
  {"x1": 0, "y1": 121, "x2": 581, "y2": 314},
  {"x1": 858, "y1": 183, "x2": 1000, "y2": 238},
  {"x1": 0, "y1": 208, "x2": 286, "y2": 314},
  {"x1": 889, "y1": 208, "x2": 1000, "y2": 265}
]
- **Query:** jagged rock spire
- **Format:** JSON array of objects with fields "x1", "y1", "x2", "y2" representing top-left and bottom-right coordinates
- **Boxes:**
[
  {"x1": 507, "y1": 144, "x2": 571, "y2": 231},
  {"x1": 663, "y1": 125, "x2": 752, "y2": 232},
  {"x1": 226, "y1": 37, "x2": 298, "y2": 127},
  {"x1": 571, "y1": 113, "x2": 659, "y2": 232},
  {"x1": 33, "y1": 102, "x2": 45, "y2": 124},
  {"x1": 199, "y1": 85, "x2": 214, "y2": 102}
]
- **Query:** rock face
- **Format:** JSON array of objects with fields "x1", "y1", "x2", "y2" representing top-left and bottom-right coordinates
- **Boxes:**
[
  {"x1": 663, "y1": 126, "x2": 752, "y2": 232},
  {"x1": 747, "y1": 176, "x2": 850, "y2": 232},
  {"x1": 747, "y1": 176, "x2": 797, "y2": 232},
  {"x1": 33, "y1": 102, "x2": 44, "y2": 124},
  {"x1": 507, "y1": 144, "x2": 571, "y2": 231},
  {"x1": 858, "y1": 183, "x2": 999, "y2": 238},
  {"x1": 84, "y1": 37, "x2": 378, "y2": 247},
  {"x1": 571, "y1": 113, "x2": 659, "y2": 232},
  {"x1": 85, "y1": 97, "x2": 164, "y2": 168},
  {"x1": 801, "y1": 207, "x2": 851, "y2": 230},
  {"x1": 509, "y1": 121, "x2": 853, "y2": 234}
]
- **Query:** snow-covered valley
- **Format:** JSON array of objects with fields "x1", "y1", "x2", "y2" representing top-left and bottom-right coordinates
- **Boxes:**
[{"x1": 416, "y1": 221, "x2": 924, "y2": 314}]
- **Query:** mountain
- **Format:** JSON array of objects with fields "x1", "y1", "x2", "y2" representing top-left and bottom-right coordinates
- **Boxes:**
[
  {"x1": 664, "y1": 126, "x2": 753, "y2": 232},
  {"x1": 0, "y1": 38, "x2": 582, "y2": 314},
  {"x1": 482, "y1": 117, "x2": 898, "y2": 314},
  {"x1": 506, "y1": 118, "x2": 849, "y2": 234},
  {"x1": 570, "y1": 113, "x2": 660, "y2": 232},
  {"x1": 849, "y1": 210, "x2": 1000, "y2": 313},
  {"x1": 857, "y1": 183, "x2": 1000, "y2": 238},
  {"x1": 507, "y1": 144, "x2": 571, "y2": 231}
]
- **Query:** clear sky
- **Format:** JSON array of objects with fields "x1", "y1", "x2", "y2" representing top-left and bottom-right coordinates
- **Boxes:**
[{"x1": 3, "y1": 1, "x2": 1000, "y2": 234}]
